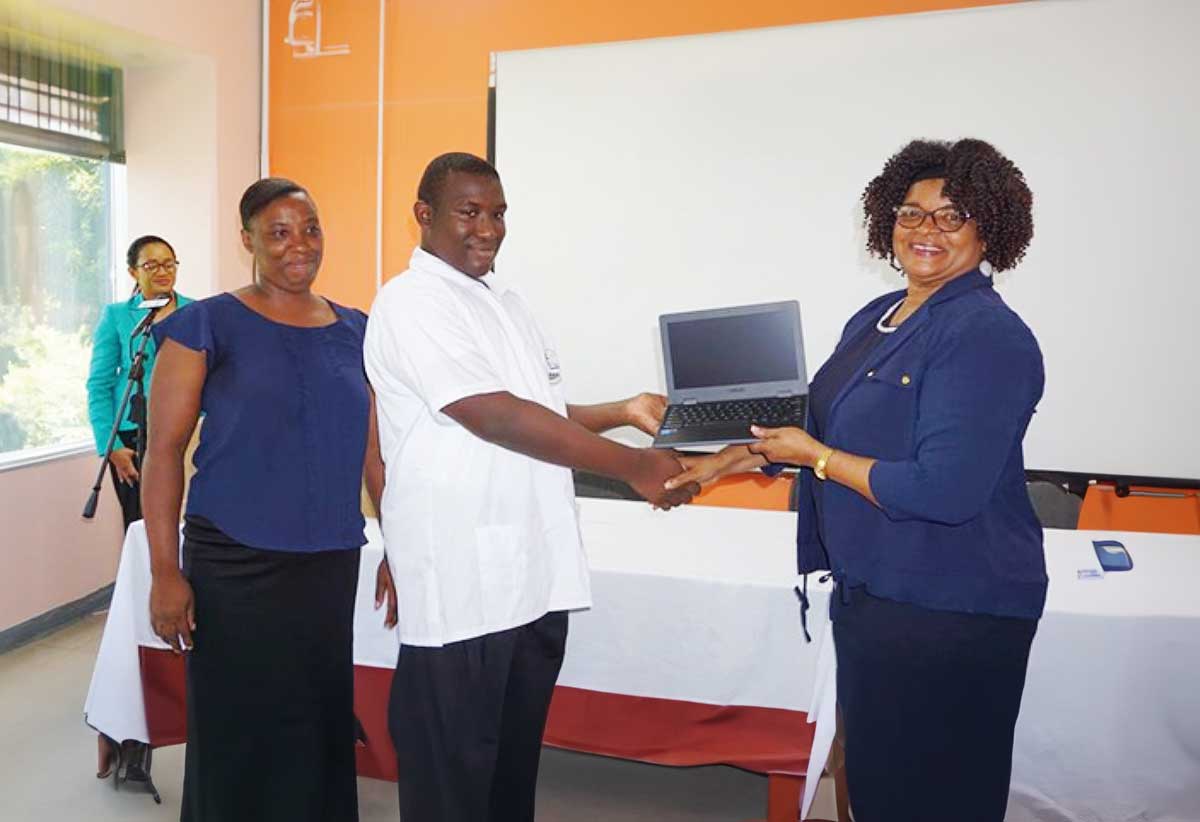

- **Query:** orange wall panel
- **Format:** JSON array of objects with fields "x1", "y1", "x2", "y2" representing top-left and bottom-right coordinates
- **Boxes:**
[
  {"x1": 268, "y1": 0, "x2": 382, "y2": 310},
  {"x1": 270, "y1": 106, "x2": 381, "y2": 309}
]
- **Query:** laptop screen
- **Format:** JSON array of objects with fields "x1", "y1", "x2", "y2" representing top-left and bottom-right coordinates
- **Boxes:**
[{"x1": 666, "y1": 308, "x2": 800, "y2": 390}]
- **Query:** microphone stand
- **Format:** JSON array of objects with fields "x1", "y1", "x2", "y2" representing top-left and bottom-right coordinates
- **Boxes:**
[
  {"x1": 82, "y1": 296, "x2": 168, "y2": 802},
  {"x1": 82, "y1": 299, "x2": 167, "y2": 519}
]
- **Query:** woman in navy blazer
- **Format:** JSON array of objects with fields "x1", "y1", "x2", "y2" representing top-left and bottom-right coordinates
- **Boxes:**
[
  {"x1": 86, "y1": 236, "x2": 192, "y2": 532},
  {"x1": 670, "y1": 139, "x2": 1044, "y2": 822}
]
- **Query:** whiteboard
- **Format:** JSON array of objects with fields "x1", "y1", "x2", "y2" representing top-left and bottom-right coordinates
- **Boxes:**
[{"x1": 494, "y1": 0, "x2": 1199, "y2": 480}]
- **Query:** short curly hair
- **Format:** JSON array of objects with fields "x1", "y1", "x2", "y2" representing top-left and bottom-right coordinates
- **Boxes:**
[
  {"x1": 861, "y1": 138, "x2": 1033, "y2": 272},
  {"x1": 417, "y1": 152, "x2": 500, "y2": 211}
]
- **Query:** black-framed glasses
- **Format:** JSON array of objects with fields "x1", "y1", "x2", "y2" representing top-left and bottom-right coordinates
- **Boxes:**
[
  {"x1": 137, "y1": 260, "x2": 179, "y2": 274},
  {"x1": 893, "y1": 204, "x2": 971, "y2": 232}
]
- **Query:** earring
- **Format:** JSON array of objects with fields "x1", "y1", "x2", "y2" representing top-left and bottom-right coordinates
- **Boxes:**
[{"x1": 979, "y1": 259, "x2": 994, "y2": 277}]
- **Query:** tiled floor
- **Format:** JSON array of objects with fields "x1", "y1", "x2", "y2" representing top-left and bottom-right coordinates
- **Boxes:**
[{"x1": 0, "y1": 613, "x2": 839, "y2": 821}]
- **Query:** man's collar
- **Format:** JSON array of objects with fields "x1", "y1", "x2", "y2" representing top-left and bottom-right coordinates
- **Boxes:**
[{"x1": 410, "y1": 246, "x2": 510, "y2": 294}]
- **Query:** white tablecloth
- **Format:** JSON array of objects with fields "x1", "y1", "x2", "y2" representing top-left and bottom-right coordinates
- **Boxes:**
[
  {"x1": 801, "y1": 527, "x2": 1200, "y2": 821},
  {"x1": 1011, "y1": 529, "x2": 1200, "y2": 821},
  {"x1": 84, "y1": 504, "x2": 1200, "y2": 821},
  {"x1": 84, "y1": 502, "x2": 824, "y2": 744},
  {"x1": 559, "y1": 500, "x2": 829, "y2": 709},
  {"x1": 83, "y1": 519, "x2": 399, "y2": 743}
]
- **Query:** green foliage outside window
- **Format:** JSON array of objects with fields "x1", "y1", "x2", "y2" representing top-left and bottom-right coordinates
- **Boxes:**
[{"x1": 0, "y1": 144, "x2": 112, "y2": 456}]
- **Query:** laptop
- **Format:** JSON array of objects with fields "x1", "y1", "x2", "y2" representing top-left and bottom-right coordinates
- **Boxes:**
[{"x1": 653, "y1": 301, "x2": 808, "y2": 449}]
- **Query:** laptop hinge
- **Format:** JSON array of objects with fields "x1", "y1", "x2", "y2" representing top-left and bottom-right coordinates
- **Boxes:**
[{"x1": 681, "y1": 398, "x2": 698, "y2": 405}]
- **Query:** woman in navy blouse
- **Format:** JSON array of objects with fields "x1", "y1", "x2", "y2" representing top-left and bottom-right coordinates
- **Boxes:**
[
  {"x1": 669, "y1": 139, "x2": 1045, "y2": 822},
  {"x1": 141, "y1": 178, "x2": 384, "y2": 822}
]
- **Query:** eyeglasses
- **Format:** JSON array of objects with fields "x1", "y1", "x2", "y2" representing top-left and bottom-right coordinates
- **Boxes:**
[
  {"x1": 137, "y1": 260, "x2": 179, "y2": 274},
  {"x1": 893, "y1": 204, "x2": 971, "y2": 233}
]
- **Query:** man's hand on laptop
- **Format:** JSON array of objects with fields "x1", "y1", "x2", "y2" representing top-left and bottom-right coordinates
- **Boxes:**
[
  {"x1": 622, "y1": 392, "x2": 668, "y2": 436},
  {"x1": 626, "y1": 448, "x2": 700, "y2": 510}
]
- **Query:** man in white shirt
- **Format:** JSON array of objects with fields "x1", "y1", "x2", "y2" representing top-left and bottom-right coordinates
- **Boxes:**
[{"x1": 364, "y1": 152, "x2": 697, "y2": 822}]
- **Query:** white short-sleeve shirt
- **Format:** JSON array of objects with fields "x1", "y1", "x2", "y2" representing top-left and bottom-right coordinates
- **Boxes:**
[{"x1": 364, "y1": 247, "x2": 591, "y2": 647}]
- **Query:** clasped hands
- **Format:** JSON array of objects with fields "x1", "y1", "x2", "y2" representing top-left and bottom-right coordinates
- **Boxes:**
[
  {"x1": 625, "y1": 396, "x2": 823, "y2": 507},
  {"x1": 664, "y1": 424, "x2": 823, "y2": 491},
  {"x1": 619, "y1": 392, "x2": 699, "y2": 510}
]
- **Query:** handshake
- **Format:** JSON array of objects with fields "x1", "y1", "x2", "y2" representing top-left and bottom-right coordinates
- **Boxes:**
[
  {"x1": 609, "y1": 391, "x2": 700, "y2": 511},
  {"x1": 622, "y1": 447, "x2": 701, "y2": 511},
  {"x1": 609, "y1": 391, "x2": 816, "y2": 510}
]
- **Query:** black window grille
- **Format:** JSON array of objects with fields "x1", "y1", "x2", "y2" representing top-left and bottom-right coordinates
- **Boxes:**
[{"x1": 0, "y1": 30, "x2": 123, "y2": 162}]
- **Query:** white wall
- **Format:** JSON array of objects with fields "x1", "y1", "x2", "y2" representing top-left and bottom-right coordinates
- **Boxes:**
[
  {"x1": 0, "y1": 0, "x2": 260, "y2": 631},
  {"x1": 40, "y1": 0, "x2": 262, "y2": 294},
  {"x1": 124, "y1": 56, "x2": 221, "y2": 297}
]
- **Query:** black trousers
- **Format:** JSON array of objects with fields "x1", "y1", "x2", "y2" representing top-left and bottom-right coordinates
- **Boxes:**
[
  {"x1": 389, "y1": 611, "x2": 569, "y2": 822},
  {"x1": 181, "y1": 517, "x2": 360, "y2": 822},
  {"x1": 108, "y1": 429, "x2": 141, "y2": 530},
  {"x1": 832, "y1": 585, "x2": 1038, "y2": 822}
]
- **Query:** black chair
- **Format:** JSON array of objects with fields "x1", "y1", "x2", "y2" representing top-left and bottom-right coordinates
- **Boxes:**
[{"x1": 1026, "y1": 480, "x2": 1082, "y2": 529}]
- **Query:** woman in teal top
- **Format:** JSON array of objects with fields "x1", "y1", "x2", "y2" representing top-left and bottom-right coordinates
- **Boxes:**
[
  {"x1": 86, "y1": 235, "x2": 193, "y2": 529},
  {"x1": 87, "y1": 235, "x2": 191, "y2": 781}
]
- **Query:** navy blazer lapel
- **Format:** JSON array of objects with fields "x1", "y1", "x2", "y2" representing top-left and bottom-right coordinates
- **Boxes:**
[
  {"x1": 860, "y1": 269, "x2": 992, "y2": 376},
  {"x1": 863, "y1": 308, "x2": 930, "y2": 372},
  {"x1": 822, "y1": 269, "x2": 991, "y2": 422},
  {"x1": 824, "y1": 310, "x2": 930, "y2": 422}
]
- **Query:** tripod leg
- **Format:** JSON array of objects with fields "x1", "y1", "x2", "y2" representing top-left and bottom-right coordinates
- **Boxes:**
[
  {"x1": 146, "y1": 748, "x2": 161, "y2": 804},
  {"x1": 145, "y1": 744, "x2": 160, "y2": 801},
  {"x1": 112, "y1": 742, "x2": 124, "y2": 790},
  {"x1": 120, "y1": 741, "x2": 162, "y2": 802}
]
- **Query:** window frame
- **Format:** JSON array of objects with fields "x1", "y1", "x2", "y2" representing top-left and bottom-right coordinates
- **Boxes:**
[{"x1": 0, "y1": 144, "x2": 126, "y2": 473}]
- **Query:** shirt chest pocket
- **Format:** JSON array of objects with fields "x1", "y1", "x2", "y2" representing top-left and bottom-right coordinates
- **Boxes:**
[
  {"x1": 865, "y1": 361, "x2": 921, "y2": 392},
  {"x1": 839, "y1": 361, "x2": 922, "y2": 457}
]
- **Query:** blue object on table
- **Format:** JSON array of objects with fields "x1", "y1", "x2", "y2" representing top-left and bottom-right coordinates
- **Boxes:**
[{"x1": 1093, "y1": 540, "x2": 1134, "y2": 572}]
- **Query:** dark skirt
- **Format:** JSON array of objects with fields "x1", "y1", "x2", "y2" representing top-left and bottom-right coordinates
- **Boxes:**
[
  {"x1": 832, "y1": 584, "x2": 1037, "y2": 822},
  {"x1": 180, "y1": 516, "x2": 360, "y2": 822}
]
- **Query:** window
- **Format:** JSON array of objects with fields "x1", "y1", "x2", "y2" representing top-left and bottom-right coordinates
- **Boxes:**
[{"x1": 0, "y1": 33, "x2": 123, "y2": 469}]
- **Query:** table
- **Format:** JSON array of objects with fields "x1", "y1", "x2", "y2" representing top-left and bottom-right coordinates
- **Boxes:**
[
  {"x1": 84, "y1": 501, "x2": 827, "y2": 786},
  {"x1": 800, "y1": 527, "x2": 1200, "y2": 821},
  {"x1": 86, "y1": 503, "x2": 1199, "y2": 821},
  {"x1": 1011, "y1": 529, "x2": 1200, "y2": 821}
]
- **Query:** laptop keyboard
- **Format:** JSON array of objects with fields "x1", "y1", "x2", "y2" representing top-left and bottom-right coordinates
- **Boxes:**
[{"x1": 663, "y1": 396, "x2": 806, "y2": 429}]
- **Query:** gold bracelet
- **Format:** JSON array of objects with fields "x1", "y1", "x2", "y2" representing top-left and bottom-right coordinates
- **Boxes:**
[{"x1": 813, "y1": 447, "x2": 836, "y2": 481}]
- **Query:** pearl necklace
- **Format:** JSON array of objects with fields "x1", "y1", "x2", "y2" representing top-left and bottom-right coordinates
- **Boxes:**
[{"x1": 876, "y1": 298, "x2": 905, "y2": 334}]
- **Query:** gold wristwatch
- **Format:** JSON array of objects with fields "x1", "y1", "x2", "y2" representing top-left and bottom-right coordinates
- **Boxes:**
[{"x1": 813, "y1": 447, "x2": 835, "y2": 481}]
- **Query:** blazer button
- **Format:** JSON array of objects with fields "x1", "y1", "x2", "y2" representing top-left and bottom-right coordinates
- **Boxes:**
[{"x1": 901, "y1": 374, "x2": 911, "y2": 385}]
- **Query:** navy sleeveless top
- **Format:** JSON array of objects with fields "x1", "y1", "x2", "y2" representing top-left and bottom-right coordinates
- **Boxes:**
[{"x1": 153, "y1": 293, "x2": 369, "y2": 552}]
